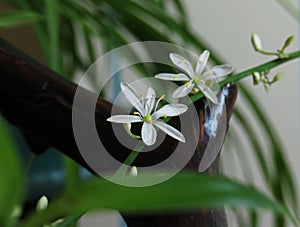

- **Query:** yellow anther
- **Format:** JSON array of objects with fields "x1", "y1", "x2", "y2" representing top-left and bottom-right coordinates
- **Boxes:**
[
  {"x1": 200, "y1": 80, "x2": 205, "y2": 85},
  {"x1": 185, "y1": 82, "x2": 191, "y2": 87},
  {"x1": 139, "y1": 93, "x2": 143, "y2": 98},
  {"x1": 208, "y1": 71, "x2": 213, "y2": 75},
  {"x1": 173, "y1": 74, "x2": 179, "y2": 79},
  {"x1": 199, "y1": 60, "x2": 203, "y2": 64},
  {"x1": 163, "y1": 114, "x2": 167, "y2": 119},
  {"x1": 160, "y1": 94, "x2": 166, "y2": 99},
  {"x1": 180, "y1": 59, "x2": 187, "y2": 63},
  {"x1": 133, "y1": 112, "x2": 139, "y2": 115}
]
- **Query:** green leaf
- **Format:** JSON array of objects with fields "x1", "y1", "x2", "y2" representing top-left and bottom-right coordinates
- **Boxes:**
[
  {"x1": 0, "y1": 11, "x2": 41, "y2": 27},
  {"x1": 56, "y1": 213, "x2": 85, "y2": 227},
  {"x1": 45, "y1": 0, "x2": 60, "y2": 72},
  {"x1": 0, "y1": 119, "x2": 22, "y2": 227},
  {"x1": 22, "y1": 173, "x2": 298, "y2": 226}
]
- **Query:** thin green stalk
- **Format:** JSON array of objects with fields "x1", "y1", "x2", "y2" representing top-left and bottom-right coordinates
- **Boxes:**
[
  {"x1": 45, "y1": 0, "x2": 60, "y2": 72},
  {"x1": 113, "y1": 143, "x2": 144, "y2": 178},
  {"x1": 191, "y1": 50, "x2": 300, "y2": 103}
]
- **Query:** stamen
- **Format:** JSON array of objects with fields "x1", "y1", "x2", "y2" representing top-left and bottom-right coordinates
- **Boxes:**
[
  {"x1": 173, "y1": 74, "x2": 179, "y2": 79},
  {"x1": 154, "y1": 94, "x2": 165, "y2": 112},
  {"x1": 139, "y1": 93, "x2": 143, "y2": 98},
  {"x1": 185, "y1": 81, "x2": 191, "y2": 87},
  {"x1": 180, "y1": 59, "x2": 187, "y2": 63},
  {"x1": 133, "y1": 111, "x2": 141, "y2": 117},
  {"x1": 200, "y1": 80, "x2": 205, "y2": 86},
  {"x1": 199, "y1": 60, "x2": 203, "y2": 64},
  {"x1": 208, "y1": 71, "x2": 213, "y2": 75},
  {"x1": 163, "y1": 114, "x2": 167, "y2": 119}
]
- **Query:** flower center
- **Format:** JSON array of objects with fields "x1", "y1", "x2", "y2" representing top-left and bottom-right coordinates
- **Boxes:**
[
  {"x1": 193, "y1": 76, "x2": 200, "y2": 84},
  {"x1": 143, "y1": 114, "x2": 152, "y2": 124}
]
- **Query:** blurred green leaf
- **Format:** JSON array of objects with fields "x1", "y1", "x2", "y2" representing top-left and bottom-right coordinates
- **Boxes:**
[
  {"x1": 56, "y1": 213, "x2": 85, "y2": 227},
  {"x1": 0, "y1": 119, "x2": 22, "y2": 227},
  {"x1": 45, "y1": 0, "x2": 60, "y2": 72},
  {"x1": 23, "y1": 173, "x2": 298, "y2": 226},
  {"x1": 0, "y1": 11, "x2": 41, "y2": 27}
]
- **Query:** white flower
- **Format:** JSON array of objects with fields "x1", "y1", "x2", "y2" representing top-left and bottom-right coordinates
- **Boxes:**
[
  {"x1": 155, "y1": 50, "x2": 233, "y2": 104},
  {"x1": 107, "y1": 82, "x2": 187, "y2": 146}
]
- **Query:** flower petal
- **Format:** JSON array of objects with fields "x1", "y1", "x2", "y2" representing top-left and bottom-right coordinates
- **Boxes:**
[
  {"x1": 195, "y1": 50, "x2": 209, "y2": 76},
  {"x1": 197, "y1": 83, "x2": 218, "y2": 104},
  {"x1": 155, "y1": 73, "x2": 190, "y2": 81},
  {"x1": 145, "y1": 87, "x2": 156, "y2": 114},
  {"x1": 120, "y1": 82, "x2": 144, "y2": 115},
  {"x1": 169, "y1": 53, "x2": 194, "y2": 78},
  {"x1": 152, "y1": 104, "x2": 188, "y2": 120},
  {"x1": 146, "y1": 86, "x2": 155, "y2": 98},
  {"x1": 153, "y1": 120, "x2": 185, "y2": 143},
  {"x1": 172, "y1": 82, "x2": 195, "y2": 98},
  {"x1": 211, "y1": 64, "x2": 233, "y2": 78},
  {"x1": 141, "y1": 122, "x2": 157, "y2": 146},
  {"x1": 107, "y1": 115, "x2": 142, "y2": 123}
]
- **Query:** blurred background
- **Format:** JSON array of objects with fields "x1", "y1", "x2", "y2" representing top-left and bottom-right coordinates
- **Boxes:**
[{"x1": 0, "y1": 0, "x2": 299, "y2": 226}]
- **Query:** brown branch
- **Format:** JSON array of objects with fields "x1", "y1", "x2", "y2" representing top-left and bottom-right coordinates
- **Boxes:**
[{"x1": 0, "y1": 37, "x2": 237, "y2": 227}]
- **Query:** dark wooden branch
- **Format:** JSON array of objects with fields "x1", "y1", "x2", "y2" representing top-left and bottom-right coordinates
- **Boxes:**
[{"x1": 0, "y1": 37, "x2": 237, "y2": 227}]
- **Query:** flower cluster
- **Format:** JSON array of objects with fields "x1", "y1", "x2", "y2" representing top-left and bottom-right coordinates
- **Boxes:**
[
  {"x1": 107, "y1": 50, "x2": 232, "y2": 146},
  {"x1": 155, "y1": 50, "x2": 232, "y2": 104}
]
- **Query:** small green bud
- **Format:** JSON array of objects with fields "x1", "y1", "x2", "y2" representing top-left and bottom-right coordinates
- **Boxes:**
[
  {"x1": 282, "y1": 35, "x2": 294, "y2": 51},
  {"x1": 129, "y1": 166, "x2": 138, "y2": 176},
  {"x1": 251, "y1": 33, "x2": 262, "y2": 51},
  {"x1": 36, "y1": 195, "x2": 48, "y2": 212},
  {"x1": 123, "y1": 123, "x2": 141, "y2": 139},
  {"x1": 271, "y1": 73, "x2": 283, "y2": 84},
  {"x1": 252, "y1": 72, "x2": 260, "y2": 85},
  {"x1": 263, "y1": 83, "x2": 269, "y2": 92}
]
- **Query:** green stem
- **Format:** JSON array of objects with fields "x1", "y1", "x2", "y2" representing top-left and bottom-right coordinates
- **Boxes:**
[{"x1": 113, "y1": 143, "x2": 144, "y2": 178}]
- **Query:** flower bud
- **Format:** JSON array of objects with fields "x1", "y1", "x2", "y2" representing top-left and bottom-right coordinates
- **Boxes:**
[
  {"x1": 282, "y1": 36, "x2": 294, "y2": 51},
  {"x1": 271, "y1": 73, "x2": 283, "y2": 84},
  {"x1": 252, "y1": 72, "x2": 260, "y2": 85},
  {"x1": 129, "y1": 166, "x2": 138, "y2": 176},
  {"x1": 251, "y1": 33, "x2": 262, "y2": 51},
  {"x1": 36, "y1": 195, "x2": 48, "y2": 212}
]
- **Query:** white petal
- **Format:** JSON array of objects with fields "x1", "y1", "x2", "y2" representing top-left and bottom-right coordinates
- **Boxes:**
[
  {"x1": 153, "y1": 120, "x2": 185, "y2": 143},
  {"x1": 145, "y1": 96, "x2": 155, "y2": 115},
  {"x1": 195, "y1": 50, "x2": 209, "y2": 75},
  {"x1": 155, "y1": 73, "x2": 190, "y2": 81},
  {"x1": 197, "y1": 83, "x2": 218, "y2": 104},
  {"x1": 169, "y1": 53, "x2": 194, "y2": 78},
  {"x1": 107, "y1": 115, "x2": 142, "y2": 123},
  {"x1": 152, "y1": 104, "x2": 188, "y2": 120},
  {"x1": 141, "y1": 122, "x2": 157, "y2": 146},
  {"x1": 211, "y1": 64, "x2": 233, "y2": 78},
  {"x1": 144, "y1": 87, "x2": 156, "y2": 114},
  {"x1": 172, "y1": 82, "x2": 195, "y2": 98},
  {"x1": 120, "y1": 82, "x2": 144, "y2": 115},
  {"x1": 146, "y1": 86, "x2": 155, "y2": 98}
]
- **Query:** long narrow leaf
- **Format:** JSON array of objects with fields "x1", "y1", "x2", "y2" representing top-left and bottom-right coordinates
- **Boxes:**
[
  {"x1": 0, "y1": 11, "x2": 40, "y2": 27},
  {"x1": 22, "y1": 173, "x2": 298, "y2": 227}
]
